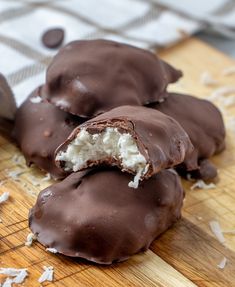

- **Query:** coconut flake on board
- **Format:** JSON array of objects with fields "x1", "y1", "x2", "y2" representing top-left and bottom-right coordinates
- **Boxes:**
[
  {"x1": 222, "y1": 66, "x2": 235, "y2": 76},
  {"x1": 190, "y1": 180, "x2": 216, "y2": 190},
  {"x1": 200, "y1": 71, "x2": 218, "y2": 86},
  {"x1": 209, "y1": 221, "x2": 226, "y2": 244},
  {"x1": 0, "y1": 268, "x2": 28, "y2": 286},
  {"x1": 217, "y1": 257, "x2": 227, "y2": 269},
  {"x1": 25, "y1": 233, "x2": 37, "y2": 247},
  {"x1": 38, "y1": 266, "x2": 54, "y2": 283},
  {"x1": 210, "y1": 86, "x2": 235, "y2": 100},
  {"x1": 0, "y1": 192, "x2": 9, "y2": 204}
]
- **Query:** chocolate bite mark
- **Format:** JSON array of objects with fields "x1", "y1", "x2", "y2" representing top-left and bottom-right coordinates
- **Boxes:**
[
  {"x1": 29, "y1": 168, "x2": 184, "y2": 264},
  {"x1": 56, "y1": 126, "x2": 148, "y2": 188},
  {"x1": 55, "y1": 106, "x2": 194, "y2": 187}
]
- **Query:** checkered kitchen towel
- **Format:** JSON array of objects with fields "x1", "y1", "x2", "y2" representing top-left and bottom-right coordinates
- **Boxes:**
[{"x1": 1, "y1": 0, "x2": 235, "y2": 110}]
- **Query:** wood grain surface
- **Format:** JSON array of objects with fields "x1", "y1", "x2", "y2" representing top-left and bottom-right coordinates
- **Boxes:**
[{"x1": 0, "y1": 38, "x2": 235, "y2": 286}]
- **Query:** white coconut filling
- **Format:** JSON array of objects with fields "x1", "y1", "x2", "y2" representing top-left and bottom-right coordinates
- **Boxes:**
[{"x1": 56, "y1": 127, "x2": 148, "y2": 188}]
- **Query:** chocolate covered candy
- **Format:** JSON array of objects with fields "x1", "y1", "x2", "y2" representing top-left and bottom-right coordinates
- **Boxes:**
[
  {"x1": 29, "y1": 168, "x2": 184, "y2": 264},
  {"x1": 55, "y1": 105, "x2": 194, "y2": 188},
  {"x1": 0, "y1": 73, "x2": 16, "y2": 120},
  {"x1": 148, "y1": 93, "x2": 226, "y2": 180},
  {"x1": 42, "y1": 39, "x2": 182, "y2": 118},
  {"x1": 13, "y1": 87, "x2": 84, "y2": 179}
]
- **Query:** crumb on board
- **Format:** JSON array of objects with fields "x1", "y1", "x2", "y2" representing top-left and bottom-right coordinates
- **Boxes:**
[
  {"x1": 222, "y1": 230, "x2": 235, "y2": 235},
  {"x1": 190, "y1": 180, "x2": 216, "y2": 190},
  {"x1": 38, "y1": 266, "x2": 54, "y2": 283},
  {"x1": 200, "y1": 71, "x2": 218, "y2": 86},
  {"x1": 25, "y1": 233, "x2": 37, "y2": 247},
  {"x1": 217, "y1": 257, "x2": 227, "y2": 269},
  {"x1": 0, "y1": 268, "x2": 28, "y2": 286},
  {"x1": 209, "y1": 221, "x2": 226, "y2": 244},
  {"x1": 0, "y1": 192, "x2": 9, "y2": 204}
]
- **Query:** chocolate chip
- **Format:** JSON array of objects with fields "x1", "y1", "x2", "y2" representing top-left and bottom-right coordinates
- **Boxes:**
[{"x1": 42, "y1": 28, "x2": 64, "y2": 49}]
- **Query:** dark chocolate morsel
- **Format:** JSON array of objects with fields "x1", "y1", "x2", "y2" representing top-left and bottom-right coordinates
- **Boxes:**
[
  {"x1": 55, "y1": 105, "x2": 195, "y2": 185},
  {"x1": 42, "y1": 39, "x2": 182, "y2": 118},
  {"x1": 42, "y1": 28, "x2": 64, "y2": 49},
  {"x1": 29, "y1": 168, "x2": 184, "y2": 264},
  {"x1": 13, "y1": 87, "x2": 84, "y2": 179},
  {"x1": 0, "y1": 73, "x2": 16, "y2": 120},
  {"x1": 148, "y1": 93, "x2": 225, "y2": 180}
]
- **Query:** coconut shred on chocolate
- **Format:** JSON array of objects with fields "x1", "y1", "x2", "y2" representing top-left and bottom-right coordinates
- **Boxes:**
[
  {"x1": 41, "y1": 39, "x2": 182, "y2": 118},
  {"x1": 55, "y1": 106, "x2": 194, "y2": 188},
  {"x1": 148, "y1": 93, "x2": 226, "y2": 180},
  {"x1": 29, "y1": 168, "x2": 184, "y2": 264}
]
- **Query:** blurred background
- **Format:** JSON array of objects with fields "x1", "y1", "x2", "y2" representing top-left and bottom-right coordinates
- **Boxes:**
[{"x1": 0, "y1": 0, "x2": 235, "y2": 107}]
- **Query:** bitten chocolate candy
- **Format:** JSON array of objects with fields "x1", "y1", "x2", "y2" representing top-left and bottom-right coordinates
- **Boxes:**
[
  {"x1": 29, "y1": 168, "x2": 184, "y2": 264},
  {"x1": 42, "y1": 39, "x2": 182, "y2": 118},
  {"x1": 13, "y1": 87, "x2": 84, "y2": 179},
  {"x1": 148, "y1": 93, "x2": 226, "y2": 180},
  {"x1": 55, "y1": 105, "x2": 194, "y2": 188}
]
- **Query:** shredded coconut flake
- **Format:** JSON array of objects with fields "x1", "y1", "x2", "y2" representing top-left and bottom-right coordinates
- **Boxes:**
[
  {"x1": 0, "y1": 268, "x2": 28, "y2": 286},
  {"x1": 55, "y1": 99, "x2": 70, "y2": 109},
  {"x1": 190, "y1": 180, "x2": 216, "y2": 190},
  {"x1": 211, "y1": 86, "x2": 235, "y2": 100},
  {"x1": 222, "y1": 66, "x2": 235, "y2": 76},
  {"x1": 200, "y1": 71, "x2": 218, "y2": 86},
  {"x1": 223, "y1": 96, "x2": 235, "y2": 107},
  {"x1": 25, "y1": 233, "x2": 37, "y2": 247},
  {"x1": 38, "y1": 266, "x2": 54, "y2": 283},
  {"x1": 42, "y1": 173, "x2": 52, "y2": 181},
  {"x1": 7, "y1": 170, "x2": 24, "y2": 180},
  {"x1": 217, "y1": 257, "x2": 227, "y2": 269},
  {"x1": 30, "y1": 96, "x2": 42, "y2": 104},
  {"x1": 209, "y1": 221, "x2": 226, "y2": 244},
  {"x1": 0, "y1": 192, "x2": 9, "y2": 204},
  {"x1": 46, "y1": 248, "x2": 58, "y2": 253}
]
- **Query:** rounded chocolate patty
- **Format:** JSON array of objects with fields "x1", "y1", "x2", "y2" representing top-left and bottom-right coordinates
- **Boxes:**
[
  {"x1": 13, "y1": 87, "x2": 84, "y2": 179},
  {"x1": 29, "y1": 168, "x2": 184, "y2": 264},
  {"x1": 42, "y1": 39, "x2": 182, "y2": 118},
  {"x1": 148, "y1": 93, "x2": 226, "y2": 180}
]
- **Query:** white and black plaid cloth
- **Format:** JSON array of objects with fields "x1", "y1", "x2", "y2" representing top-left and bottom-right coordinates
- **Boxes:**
[{"x1": 0, "y1": 0, "x2": 235, "y2": 108}]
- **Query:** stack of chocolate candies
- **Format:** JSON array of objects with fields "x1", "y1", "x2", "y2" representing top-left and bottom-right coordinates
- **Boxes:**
[{"x1": 14, "y1": 40, "x2": 225, "y2": 264}]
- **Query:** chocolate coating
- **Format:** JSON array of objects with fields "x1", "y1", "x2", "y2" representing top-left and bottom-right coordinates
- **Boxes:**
[
  {"x1": 13, "y1": 87, "x2": 84, "y2": 179},
  {"x1": 42, "y1": 39, "x2": 182, "y2": 118},
  {"x1": 0, "y1": 73, "x2": 16, "y2": 120},
  {"x1": 29, "y1": 168, "x2": 184, "y2": 264},
  {"x1": 148, "y1": 93, "x2": 226, "y2": 180},
  {"x1": 56, "y1": 105, "x2": 195, "y2": 179}
]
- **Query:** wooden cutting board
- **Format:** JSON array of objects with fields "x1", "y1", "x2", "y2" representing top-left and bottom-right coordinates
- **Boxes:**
[{"x1": 0, "y1": 38, "x2": 235, "y2": 287}]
